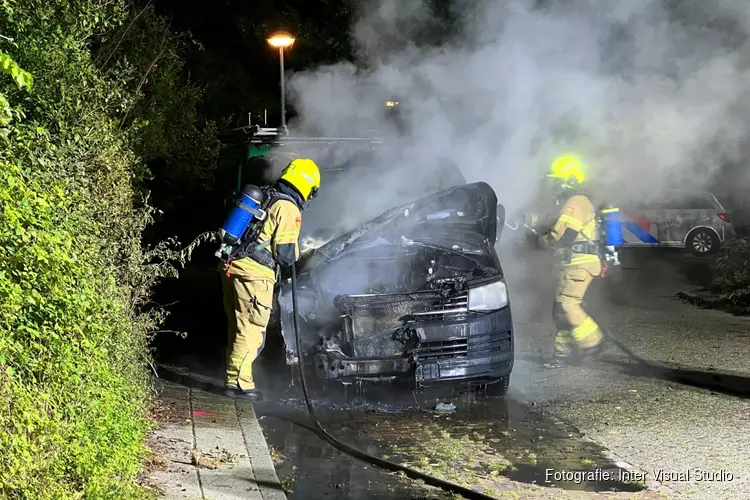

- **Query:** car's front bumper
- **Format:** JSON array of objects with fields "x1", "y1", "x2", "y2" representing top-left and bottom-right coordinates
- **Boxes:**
[{"x1": 313, "y1": 305, "x2": 514, "y2": 384}]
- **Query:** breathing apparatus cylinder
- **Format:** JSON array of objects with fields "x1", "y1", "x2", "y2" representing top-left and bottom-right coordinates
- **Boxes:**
[
  {"x1": 599, "y1": 205, "x2": 622, "y2": 266},
  {"x1": 215, "y1": 185, "x2": 266, "y2": 259},
  {"x1": 601, "y1": 207, "x2": 623, "y2": 246}
]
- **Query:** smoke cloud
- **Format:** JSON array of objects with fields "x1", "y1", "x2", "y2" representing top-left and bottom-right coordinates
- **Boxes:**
[
  {"x1": 284, "y1": 0, "x2": 750, "y2": 216},
  {"x1": 275, "y1": 0, "x2": 750, "y2": 374}
]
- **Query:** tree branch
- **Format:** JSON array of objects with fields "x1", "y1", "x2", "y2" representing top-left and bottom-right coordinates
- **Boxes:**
[
  {"x1": 118, "y1": 31, "x2": 169, "y2": 130},
  {"x1": 95, "y1": 0, "x2": 153, "y2": 69}
]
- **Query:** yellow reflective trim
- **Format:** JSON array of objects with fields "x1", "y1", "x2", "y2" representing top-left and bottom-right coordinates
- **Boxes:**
[
  {"x1": 558, "y1": 214, "x2": 583, "y2": 231},
  {"x1": 231, "y1": 258, "x2": 276, "y2": 279},
  {"x1": 565, "y1": 254, "x2": 600, "y2": 266},
  {"x1": 275, "y1": 238, "x2": 299, "y2": 245},
  {"x1": 276, "y1": 230, "x2": 299, "y2": 238},
  {"x1": 601, "y1": 208, "x2": 619, "y2": 213},
  {"x1": 275, "y1": 230, "x2": 300, "y2": 245},
  {"x1": 572, "y1": 317, "x2": 599, "y2": 341}
]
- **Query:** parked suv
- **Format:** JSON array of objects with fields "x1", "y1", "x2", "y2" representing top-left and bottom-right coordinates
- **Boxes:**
[{"x1": 618, "y1": 189, "x2": 735, "y2": 256}]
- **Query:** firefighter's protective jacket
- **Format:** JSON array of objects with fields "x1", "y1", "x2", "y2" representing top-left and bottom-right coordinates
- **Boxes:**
[
  {"x1": 539, "y1": 193, "x2": 601, "y2": 271},
  {"x1": 226, "y1": 183, "x2": 302, "y2": 281}
]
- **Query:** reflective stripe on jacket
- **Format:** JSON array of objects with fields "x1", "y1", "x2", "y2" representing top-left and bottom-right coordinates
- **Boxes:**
[{"x1": 541, "y1": 194, "x2": 601, "y2": 268}]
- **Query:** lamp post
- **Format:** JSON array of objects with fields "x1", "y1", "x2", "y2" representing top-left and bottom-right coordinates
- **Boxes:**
[{"x1": 266, "y1": 32, "x2": 295, "y2": 130}]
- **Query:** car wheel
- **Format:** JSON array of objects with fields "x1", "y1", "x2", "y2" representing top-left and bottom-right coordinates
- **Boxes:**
[
  {"x1": 686, "y1": 228, "x2": 720, "y2": 256},
  {"x1": 476, "y1": 376, "x2": 510, "y2": 398}
]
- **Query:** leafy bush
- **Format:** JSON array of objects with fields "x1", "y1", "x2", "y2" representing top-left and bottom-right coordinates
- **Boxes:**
[
  {"x1": 711, "y1": 237, "x2": 750, "y2": 310},
  {"x1": 0, "y1": 0, "x2": 216, "y2": 497},
  {"x1": 0, "y1": 160, "x2": 152, "y2": 499}
]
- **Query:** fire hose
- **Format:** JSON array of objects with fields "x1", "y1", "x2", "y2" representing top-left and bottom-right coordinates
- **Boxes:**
[{"x1": 289, "y1": 264, "x2": 496, "y2": 500}]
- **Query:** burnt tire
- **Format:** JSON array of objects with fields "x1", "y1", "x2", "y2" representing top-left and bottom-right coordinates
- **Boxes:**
[
  {"x1": 686, "y1": 228, "x2": 720, "y2": 256},
  {"x1": 477, "y1": 376, "x2": 510, "y2": 398}
]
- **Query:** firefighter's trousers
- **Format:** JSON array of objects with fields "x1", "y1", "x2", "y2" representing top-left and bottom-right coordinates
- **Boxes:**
[
  {"x1": 222, "y1": 272, "x2": 275, "y2": 390},
  {"x1": 552, "y1": 259, "x2": 604, "y2": 359}
]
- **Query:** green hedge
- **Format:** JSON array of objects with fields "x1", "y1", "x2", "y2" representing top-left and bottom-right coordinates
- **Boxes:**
[
  {"x1": 0, "y1": 161, "x2": 151, "y2": 499},
  {"x1": 0, "y1": 0, "x2": 202, "y2": 497}
]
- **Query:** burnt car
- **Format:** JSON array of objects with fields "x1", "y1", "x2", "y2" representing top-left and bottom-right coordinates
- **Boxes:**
[{"x1": 276, "y1": 182, "x2": 514, "y2": 395}]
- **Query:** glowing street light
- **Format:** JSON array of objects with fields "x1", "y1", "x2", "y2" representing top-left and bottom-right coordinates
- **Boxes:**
[
  {"x1": 267, "y1": 33, "x2": 295, "y2": 49},
  {"x1": 267, "y1": 32, "x2": 296, "y2": 129}
]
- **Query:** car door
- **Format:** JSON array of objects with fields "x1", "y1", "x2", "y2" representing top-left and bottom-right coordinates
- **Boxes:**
[
  {"x1": 656, "y1": 192, "x2": 716, "y2": 246},
  {"x1": 620, "y1": 200, "x2": 660, "y2": 247}
]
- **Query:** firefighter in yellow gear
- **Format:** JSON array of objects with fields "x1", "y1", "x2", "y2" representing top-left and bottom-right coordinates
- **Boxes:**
[
  {"x1": 221, "y1": 158, "x2": 321, "y2": 400},
  {"x1": 537, "y1": 155, "x2": 604, "y2": 368}
]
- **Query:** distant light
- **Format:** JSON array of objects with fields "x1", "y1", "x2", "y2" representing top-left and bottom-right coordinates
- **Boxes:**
[
  {"x1": 386, "y1": 101, "x2": 399, "y2": 107},
  {"x1": 267, "y1": 32, "x2": 295, "y2": 49}
]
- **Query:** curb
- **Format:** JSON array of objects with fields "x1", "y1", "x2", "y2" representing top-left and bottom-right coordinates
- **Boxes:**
[
  {"x1": 155, "y1": 364, "x2": 226, "y2": 396},
  {"x1": 675, "y1": 290, "x2": 726, "y2": 308}
]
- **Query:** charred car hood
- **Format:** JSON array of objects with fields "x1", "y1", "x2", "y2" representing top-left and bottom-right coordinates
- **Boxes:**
[
  {"x1": 278, "y1": 181, "x2": 507, "y2": 362},
  {"x1": 308, "y1": 182, "x2": 498, "y2": 265}
]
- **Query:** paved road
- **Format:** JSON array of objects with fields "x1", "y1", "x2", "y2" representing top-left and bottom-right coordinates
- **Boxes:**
[
  {"x1": 153, "y1": 247, "x2": 750, "y2": 499},
  {"x1": 503, "y1": 246, "x2": 750, "y2": 499}
]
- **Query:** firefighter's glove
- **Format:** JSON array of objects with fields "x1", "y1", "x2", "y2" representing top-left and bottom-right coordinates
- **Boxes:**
[
  {"x1": 525, "y1": 212, "x2": 539, "y2": 227},
  {"x1": 536, "y1": 230, "x2": 554, "y2": 250},
  {"x1": 535, "y1": 234, "x2": 546, "y2": 249},
  {"x1": 526, "y1": 232, "x2": 542, "y2": 250}
]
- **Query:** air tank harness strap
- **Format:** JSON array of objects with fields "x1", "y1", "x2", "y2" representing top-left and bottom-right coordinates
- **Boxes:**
[
  {"x1": 224, "y1": 240, "x2": 276, "y2": 277},
  {"x1": 237, "y1": 239, "x2": 276, "y2": 266},
  {"x1": 570, "y1": 241, "x2": 599, "y2": 255},
  {"x1": 250, "y1": 240, "x2": 276, "y2": 268}
]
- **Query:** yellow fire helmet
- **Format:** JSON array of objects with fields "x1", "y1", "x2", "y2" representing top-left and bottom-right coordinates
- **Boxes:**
[
  {"x1": 279, "y1": 158, "x2": 321, "y2": 201},
  {"x1": 548, "y1": 155, "x2": 586, "y2": 188}
]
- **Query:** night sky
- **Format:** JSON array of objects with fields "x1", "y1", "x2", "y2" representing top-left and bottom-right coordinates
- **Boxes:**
[{"x1": 154, "y1": 0, "x2": 355, "y2": 127}]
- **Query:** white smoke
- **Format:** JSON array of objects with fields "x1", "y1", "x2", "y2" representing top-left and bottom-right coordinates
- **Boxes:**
[
  {"x1": 284, "y1": 0, "x2": 750, "y2": 216},
  {"x1": 277, "y1": 0, "x2": 750, "y2": 368}
]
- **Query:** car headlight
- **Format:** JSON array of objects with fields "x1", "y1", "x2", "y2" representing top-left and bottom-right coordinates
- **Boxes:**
[{"x1": 468, "y1": 280, "x2": 508, "y2": 312}]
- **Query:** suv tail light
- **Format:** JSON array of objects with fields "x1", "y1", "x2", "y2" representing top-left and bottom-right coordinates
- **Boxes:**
[{"x1": 718, "y1": 213, "x2": 731, "y2": 222}]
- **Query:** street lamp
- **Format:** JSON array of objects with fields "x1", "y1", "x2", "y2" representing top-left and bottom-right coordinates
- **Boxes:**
[{"x1": 267, "y1": 32, "x2": 296, "y2": 130}]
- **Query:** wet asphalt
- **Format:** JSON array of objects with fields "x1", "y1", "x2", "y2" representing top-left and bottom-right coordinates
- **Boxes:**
[
  {"x1": 504, "y1": 246, "x2": 750, "y2": 499},
  {"x1": 156, "y1": 245, "x2": 750, "y2": 499},
  {"x1": 160, "y1": 358, "x2": 652, "y2": 498},
  {"x1": 254, "y1": 391, "x2": 646, "y2": 499}
]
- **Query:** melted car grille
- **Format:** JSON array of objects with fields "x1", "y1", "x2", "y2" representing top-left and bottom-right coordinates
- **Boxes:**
[
  {"x1": 339, "y1": 291, "x2": 471, "y2": 358},
  {"x1": 411, "y1": 293, "x2": 469, "y2": 322},
  {"x1": 414, "y1": 338, "x2": 469, "y2": 360},
  {"x1": 414, "y1": 331, "x2": 512, "y2": 361}
]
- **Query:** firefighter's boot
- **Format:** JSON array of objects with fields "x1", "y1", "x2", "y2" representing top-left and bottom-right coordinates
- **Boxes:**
[
  {"x1": 543, "y1": 358, "x2": 568, "y2": 369},
  {"x1": 544, "y1": 331, "x2": 573, "y2": 369},
  {"x1": 224, "y1": 385, "x2": 264, "y2": 401},
  {"x1": 577, "y1": 341, "x2": 604, "y2": 364}
]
